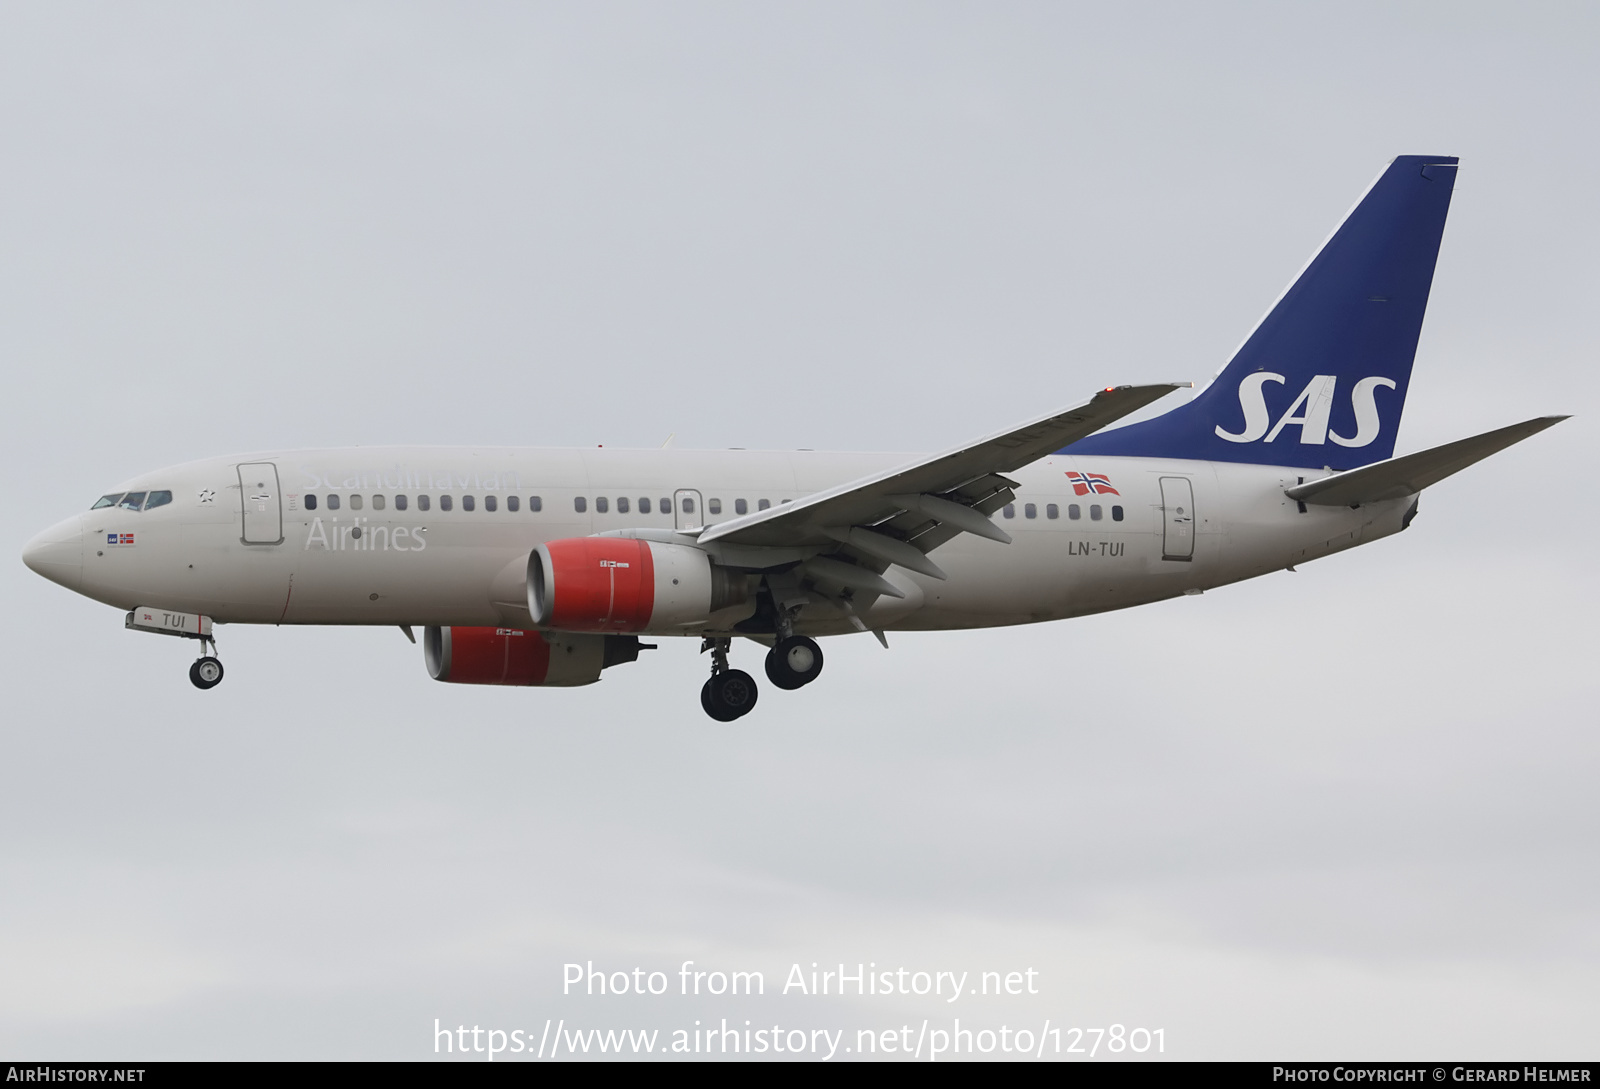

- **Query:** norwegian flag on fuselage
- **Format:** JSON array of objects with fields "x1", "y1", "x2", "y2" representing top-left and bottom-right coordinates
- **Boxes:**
[{"x1": 1065, "y1": 472, "x2": 1119, "y2": 497}]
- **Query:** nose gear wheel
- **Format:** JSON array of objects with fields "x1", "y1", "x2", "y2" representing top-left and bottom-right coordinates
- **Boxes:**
[{"x1": 189, "y1": 656, "x2": 224, "y2": 690}]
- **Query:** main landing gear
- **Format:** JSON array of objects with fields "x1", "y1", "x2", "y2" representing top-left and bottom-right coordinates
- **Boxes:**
[
  {"x1": 701, "y1": 637, "x2": 758, "y2": 722},
  {"x1": 699, "y1": 632, "x2": 826, "y2": 722},
  {"x1": 765, "y1": 636, "x2": 824, "y2": 690}
]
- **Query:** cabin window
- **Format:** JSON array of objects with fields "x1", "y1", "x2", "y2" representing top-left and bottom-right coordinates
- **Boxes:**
[
  {"x1": 417, "y1": 495, "x2": 430, "y2": 511},
  {"x1": 595, "y1": 496, "x2": 608, "y2": 514},
  {"x1": 484, "y1": 495, "x2": 496, "y2": 512},
  {"x1": 574, "y1": 496, "x2": 586, "y2": 513},
  {"x1": 681, "y1": 497, "x2": 695, "y2": 514},
  {"x1": 506, "y1": 495, "x2": 519, "y2": 512},
  {"x1": 371, "y1": 494, "x2": 386, "y2": 510},
  {"x1": 462, "y1": 495, "x2": 475, "y2": 512},
  {"x1": 735, "y1": 498, "x2": 748, "y2": 515},
  {"x1": 530, "y1": 496, "x2": 542, "y2": 512},
  {"x1": 708, "y1": 498, "x2": 722, "y2": 515},
  {"x1": 350, "y1": 494, "x2": 364, "y2": 511},
  {"x1": 1090, "y1": 504, "x2": 1103, "y2": 521},
  {"x1": 304, "y1": 494, "x2": 318, "y2": 511},
  {"x1": 395, "y1": 495, "x2": 408, "y2": 511},
  {"x1": 659, "y1": 498, "x2": 670, "y2": 514},
  {"x1": 440, "y1": 495, "x2": 454, "y2": 512},
  {"x1": 1068, "y1": 503, "x2": 1081, "y2": 520},
  {"x1": 1046, "y1": 503, "x2": 1059, "y2": 520},
  {"x1": 327, "y1": 494, "x2": 341, "y2": 511},
  {"x1": 1003, "y1": 504, "x2": 1015, "y2": 519},
  {"x1": 1112, "y1": 505, "x2": 1124, "y2": 521},
  {"x1": 1024, "y1": 503, "x2": 1037, "y2": 519},
  {"x1": 617, "y1": 496, "x2": 629, "y2": 514},
  {"x1": 639, "y1": 497, "x2": 651, "y2": 514},
  {"x1": 758, "y1": 499, "x2": 771, "y2": 511}
]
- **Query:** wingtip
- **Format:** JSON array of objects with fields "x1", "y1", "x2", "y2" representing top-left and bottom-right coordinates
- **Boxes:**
[{"x1": 1093, "y1": 382, "x2": 1188, "y2": 398}]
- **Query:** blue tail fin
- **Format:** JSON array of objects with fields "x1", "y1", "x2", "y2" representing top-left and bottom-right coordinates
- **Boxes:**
[{"x1": 1069, "y1": 155, "x2": 1458, "y2": 470}]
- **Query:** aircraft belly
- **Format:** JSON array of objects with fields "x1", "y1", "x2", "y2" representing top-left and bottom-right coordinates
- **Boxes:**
[{"x1": 907, "y1": 526, "x2": 1163, "y2": 629}]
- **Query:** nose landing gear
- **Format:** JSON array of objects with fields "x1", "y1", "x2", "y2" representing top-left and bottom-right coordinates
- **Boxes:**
[
  {"x1": 186, "y1": 630, "x2": 225, "y2": 690},
  {"x1": 123, "y1": 609, "x2": 226, "y2": 691},
  {"x1": 700, "y1": 636, "x2": 758, "y2": 722},
  {"x1": 189, "y1": 655, "x2": 224, "y2": 690}
]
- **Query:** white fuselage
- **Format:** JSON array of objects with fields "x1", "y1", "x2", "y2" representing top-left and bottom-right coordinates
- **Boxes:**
[{"x1": 35, "y1": 446, "x2": 1411, "y2": 638}]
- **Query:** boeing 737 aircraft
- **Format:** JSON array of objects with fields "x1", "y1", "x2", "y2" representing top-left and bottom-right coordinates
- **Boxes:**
[{"x1": 21, "y1": 155, "x2": 1565, "y2": 720}]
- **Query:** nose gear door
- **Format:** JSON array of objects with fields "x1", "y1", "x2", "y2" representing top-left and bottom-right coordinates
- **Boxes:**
[{"x1": 238, "y1": 462, "x2": 284, "y2": 545}]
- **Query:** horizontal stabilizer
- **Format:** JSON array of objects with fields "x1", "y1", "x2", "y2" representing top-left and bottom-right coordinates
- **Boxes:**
[{"x1": 1285, "y1": 416, "x2": 1568, "y2": 507}]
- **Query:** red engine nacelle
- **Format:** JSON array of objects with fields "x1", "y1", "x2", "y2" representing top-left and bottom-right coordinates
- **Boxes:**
[
  {"x1": 424, "y1": 626, "x2": 644, "y2": 687},
  {"x1": 528, "y1": 536, "x2": 749, "y2": 633}
]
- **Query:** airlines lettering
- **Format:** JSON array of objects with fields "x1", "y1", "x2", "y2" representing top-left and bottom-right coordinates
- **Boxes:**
[
  {"x1": 1215, "y1": 373, "x2": 1397, "y2": 447},
  {"x1": 303, "y1": 517, "x2": 427, "y2": 552}
]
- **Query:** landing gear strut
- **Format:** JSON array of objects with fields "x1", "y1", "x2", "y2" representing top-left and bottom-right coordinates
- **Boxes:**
[
  {"x1": 700, "y1": 636, "x2": 758, "y2": 722},
  {"x1": 189, "y1": 633, "x2": 224, "y2": 690}
]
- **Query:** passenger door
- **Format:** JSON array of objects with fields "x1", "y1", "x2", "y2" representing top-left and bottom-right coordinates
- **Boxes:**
[
  {"x1": 1159, "y1": 476, "x2": 1194, "y2": 561},
  {"x1": 237, "y1": 463, "x2": 284, "y2": 545}
]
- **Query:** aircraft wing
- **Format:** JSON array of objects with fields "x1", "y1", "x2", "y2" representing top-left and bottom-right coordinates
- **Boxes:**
[
  {"x1": 698, "y1": 384, "x2": 1183, "y2": 559},
  {"x1": 1285, "y1": 416, "x2": 1568, "y2": 507}
]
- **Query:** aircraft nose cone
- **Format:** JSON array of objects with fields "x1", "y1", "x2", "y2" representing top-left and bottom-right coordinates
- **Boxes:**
[{"x1": 22, "y1": 514, "x2": 83, "y2": 590}]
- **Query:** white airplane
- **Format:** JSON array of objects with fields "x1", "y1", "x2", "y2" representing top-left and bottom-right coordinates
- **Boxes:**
[{"x1": 22, "y1": 155, "x2": 1565, "y2": 720}]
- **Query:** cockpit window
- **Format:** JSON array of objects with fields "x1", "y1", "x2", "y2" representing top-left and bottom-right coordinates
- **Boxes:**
[{"x1": 93, "y1": 490, "x2": 172, "y2": 510}]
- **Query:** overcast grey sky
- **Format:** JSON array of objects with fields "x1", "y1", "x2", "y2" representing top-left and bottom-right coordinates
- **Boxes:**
[{"x1": 2, "y1": 1, "x2": 1596, "y2": 1060}]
